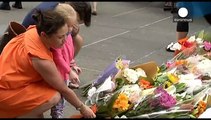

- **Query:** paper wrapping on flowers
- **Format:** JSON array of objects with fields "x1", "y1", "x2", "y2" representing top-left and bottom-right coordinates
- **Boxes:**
[{"x1": 79, "y1": 30, "x2": 211, "y2": 118}]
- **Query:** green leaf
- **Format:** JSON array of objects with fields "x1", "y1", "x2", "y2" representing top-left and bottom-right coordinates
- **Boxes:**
[
  {"x1": 115, "y1": 78, "x2": 126, "y2": 91},
  {"x1": 175, "y1": 83, "x2": 187, "y2": 93},
  {"x1": 80, "y1": 84, "x2": 92, "y2": 97},
  {"x1": 107, "y1": 92, "x2": 119, "y2": 110},
  {"x1": 197, "y1": 30, "x2": 204, "y2": 39},
  {"x1": 154, "y1": 73, "x2": 168, "y2": 86},
  {"x1": 97, "y1": 105, "x2": 109, "y2": 114},
  {"x1": 159, "y1": 64, "x2": 167, "y2": 73},
  {"x1": 191, "y1": 109, "x2": 198, "y2": 115},
  {"x1": 196, "y1": 30, "x2": 211, "y2": 42}
]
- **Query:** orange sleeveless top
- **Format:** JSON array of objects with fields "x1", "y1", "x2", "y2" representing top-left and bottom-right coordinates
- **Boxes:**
[{"x1": 0, "y1": 25, "x2": 57, "y2": 118}]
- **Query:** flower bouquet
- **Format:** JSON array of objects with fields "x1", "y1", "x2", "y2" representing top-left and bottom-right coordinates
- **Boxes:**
[
  {"x1": 81, "y1": 56, "x2": 129, "y2": 97},
  {"x1": 77, "y1": 30, "x2": 211, "y2": 118},
  {"x1": 174, "y1": 30, "x2": 211, "y2": 56}
]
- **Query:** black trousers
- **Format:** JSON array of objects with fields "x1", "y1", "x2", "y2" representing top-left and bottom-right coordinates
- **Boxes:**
[{"x1": 177, "y1": 14, "x2": 211, "y2": 32}]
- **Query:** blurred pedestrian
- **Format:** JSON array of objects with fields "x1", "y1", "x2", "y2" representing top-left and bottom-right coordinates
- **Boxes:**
[
  {"x1": 0, "y1": 1, "x2": 22, "y2": 10},
  {"x1": 163, "y1": 2, "x2": 177, "y2": 13},
  {"x1": 91, "y1": 2, "x2": 97, "y2": 15},
  {"x1": 166, "y1": 2, "x2": 211, "y2": 52}
]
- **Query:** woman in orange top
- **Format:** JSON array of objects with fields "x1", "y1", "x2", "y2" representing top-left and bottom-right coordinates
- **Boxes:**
[{"x1": 0, "y1": 10, "x2": 95, "y2": 118}]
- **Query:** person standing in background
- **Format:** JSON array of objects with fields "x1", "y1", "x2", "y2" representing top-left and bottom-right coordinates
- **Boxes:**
[
  {"x1": 166, "y1": 2, "x2": 211, "y2": 52},
  {"x1": 91, "y1": 2, "x2": 97, "y2": 15},
  {"x1": 0, "y1": 1, "x2": 22, "y2": 10}
]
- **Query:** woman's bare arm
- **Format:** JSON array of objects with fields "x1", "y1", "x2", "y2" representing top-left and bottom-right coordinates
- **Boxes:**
[
  {"x1": 31, "y1": 57, "x2": 82, "y2": 108},
  {"x1": 31, "y1": 57, "x2": 95, "y2": 118}
]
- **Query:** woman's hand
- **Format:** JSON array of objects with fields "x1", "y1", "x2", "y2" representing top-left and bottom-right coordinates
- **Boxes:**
[
  {"x1": 79, "y1": 104, "x2": 96, "y2": 118},
  {"x1": 69, "y1": 69, "x2": 80, "y2": 85}
]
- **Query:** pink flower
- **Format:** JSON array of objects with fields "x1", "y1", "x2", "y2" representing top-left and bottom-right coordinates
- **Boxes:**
[
  {"x1": 204, "y1": 41, "x2": 211, "y2": 51},
  {"x1": 166, "y1": 61, "x2": 175, "y2": 68}
]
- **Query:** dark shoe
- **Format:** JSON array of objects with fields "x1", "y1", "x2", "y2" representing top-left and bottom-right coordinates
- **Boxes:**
[
  {"x1": 12, "y1": 2, "x2": 22, "y2": 9},
  {"x1": 92, "y1": 11, "x2": 97, "y2": 15},
  {"x1": 0, "y1": 3, "x2": 11, "y2": 10}
]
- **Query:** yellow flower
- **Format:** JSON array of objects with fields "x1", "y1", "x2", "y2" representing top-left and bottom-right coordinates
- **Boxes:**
[
  {"x1": 157, "y1": 66, "x2": 160, "y2": 72},
  {"x1": 167, "y1": 73, "x2": 179, "y2": 84},
  {"x1": 115, "y1": 58, "x2": 124, "y2": 70},
  {"x1": 163, "y1": 81, "x2": 172, "y2": 89},
  {"x1": 113, "y1": 93, "x2": 130, "y2": 111}
]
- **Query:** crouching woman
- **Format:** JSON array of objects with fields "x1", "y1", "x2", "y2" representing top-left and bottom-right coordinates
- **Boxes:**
[{"x1": 0, "y1": 10, "x2": 95, "y2": 118}]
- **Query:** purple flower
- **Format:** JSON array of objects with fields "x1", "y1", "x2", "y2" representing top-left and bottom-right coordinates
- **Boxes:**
[
  {"x1": 149, "y1": 97, "x2": 160, "y2": 108},
  {"x1": 154, "y1": 86, "x2": 177, "y2": 109}
]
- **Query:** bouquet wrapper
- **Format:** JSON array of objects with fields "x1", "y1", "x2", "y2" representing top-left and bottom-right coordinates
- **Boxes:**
[
  {"x1": 92, "y1": 57, "x2": 128, "y2": 87},
  {"x1": 207, "y1": 95, "x2": 211, "y2": 108},
  {"x1": 113, "y1": 61, "x2": 158, "y2": 84},
  {"x1": 131, "y1": 61, "x2": 158, "y2": 79}
]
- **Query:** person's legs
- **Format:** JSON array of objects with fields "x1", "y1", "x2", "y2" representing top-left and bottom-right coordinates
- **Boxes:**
[
  {"x1": 204, "y1": 14, "x2": 211, "y2": 25},
  {"x1": 163, "y1": 2, "x2": 172, "y2": 11},
  {"x1": 12, "y1": 1, "x2": 22, "y2": 9},
  {"x1": 17, "y1": 92, "x2": 61, "y2": 118},
  {"x1": 0, "y1": 1, "x2": 11, "y2": 10},
  {"x1": 166, "y1": 21, "x2": 189, "y2": 52},
  {"x1": 177, "y1": 32, "x2": 188, "y2": 40},
  {"x1": 176, "y1": 21, "x2": 189, "y2": 40},
  {"x1": 50, "y1": 96, "x2": 65, "y2": 118},
  {"x1": 92, "y1": 2, "x2": 97, "y2": 15}
]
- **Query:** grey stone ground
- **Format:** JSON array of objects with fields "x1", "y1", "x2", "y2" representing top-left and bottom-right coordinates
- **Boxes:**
[{"x1": 0, "y1": 2, "x2": 211, "y2": 118}]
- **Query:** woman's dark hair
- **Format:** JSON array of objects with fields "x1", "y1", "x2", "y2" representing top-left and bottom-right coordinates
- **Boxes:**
[
  {"x1": 66, "y1": 2, "x2": 92, "y2": 27},
  {"x1": 32, "y1": 9, "x2": 66, "y2": 36}
]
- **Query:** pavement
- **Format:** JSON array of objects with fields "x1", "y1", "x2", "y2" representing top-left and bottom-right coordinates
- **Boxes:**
[{"x1": 0, "y1": 2, "x2": 211, "y2": 118}]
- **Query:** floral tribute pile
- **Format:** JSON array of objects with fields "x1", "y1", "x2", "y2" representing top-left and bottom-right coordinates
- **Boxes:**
[{"x1": 74, "y1": 30, "x2": 211, "y2": 118}]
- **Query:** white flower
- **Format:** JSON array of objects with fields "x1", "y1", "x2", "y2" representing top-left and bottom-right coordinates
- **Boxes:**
[
  {"x1": 121, "y1": 84, "x2": 142, "y2": 98},
  {"x1": 135, "y1": 68, "x2": 147, "y2": 77},
  {"x1": 178, "y1": 74, "x2": 202, "y2": 94},
  {"x1": 87, "y1": 87, "x2": 97, "y2": 98},
  {"x1": 196, "y1": 59, "x2": 211, "y2": 77},
  {"x1": 178, "y1": 73, "x2": 196, "y2": 81},
  {"x1": 96, "y1": 76, "x2": 115, "y2": 93},
  {"x1": 187, "y1": 35, "x2": 196, "y2": 42},
  {"x1": 196, "y1": 37, "x2": 203, "y2": 44},
  {"x1": 172, "y1": 42, "x2": 182, "y2": 50},
  {"x1": 186, "y1": 55, "x2": 206, "y2": 65},
  {"x1": 123, "y1": 68, "x2": 139, "y2": 83}
]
